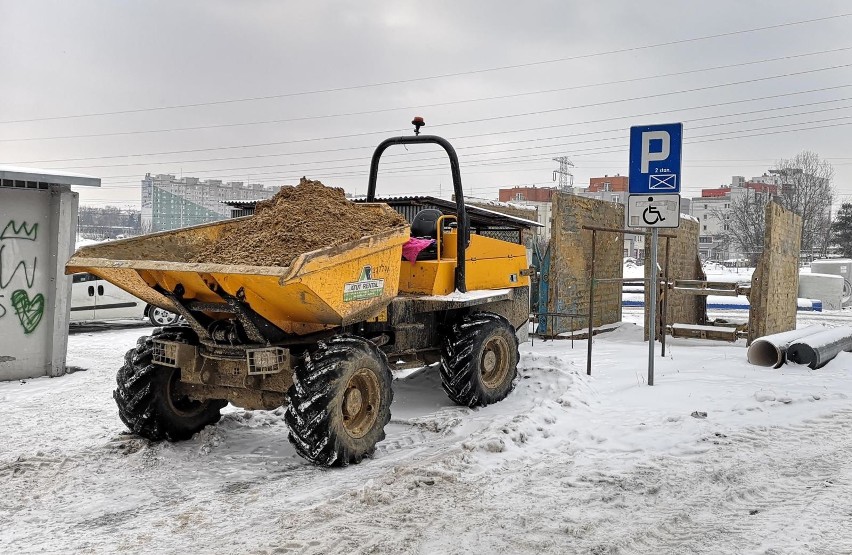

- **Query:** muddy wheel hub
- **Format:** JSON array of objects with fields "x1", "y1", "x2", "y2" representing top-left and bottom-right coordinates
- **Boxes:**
[
  {"x1": 341, "y1": 368, "x2": 380, "y2": 439},
  {"x1": 483, "y1": 351, "x2": 497, "y2": 371},
  {"x1": 344, "y1": 388, "x2": 363, "y2": 416},
  {"x1": 480, "y1": 336, "x2": 510, "y2": 389}
]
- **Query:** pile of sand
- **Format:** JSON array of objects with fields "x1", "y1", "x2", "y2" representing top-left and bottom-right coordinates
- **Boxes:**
[{"x1": 191, "y1": 178, "x2": 407, "y2": 267}]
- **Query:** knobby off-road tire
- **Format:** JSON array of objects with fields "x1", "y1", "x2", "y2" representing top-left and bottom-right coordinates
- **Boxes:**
[
  {"x1": 285, "y1": 335, "x2": 393, "y2": 467},
  {"x1": 114, "y1": 329, "x2": 226, "y2": 441},
  {"x1": 441, "y1": 312, "x2": 520, "y2": 407}
]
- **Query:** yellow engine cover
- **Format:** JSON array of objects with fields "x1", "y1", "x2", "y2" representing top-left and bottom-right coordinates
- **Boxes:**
[{"x1": 399, "y1": 231, "x2": 529, "y2": 295}]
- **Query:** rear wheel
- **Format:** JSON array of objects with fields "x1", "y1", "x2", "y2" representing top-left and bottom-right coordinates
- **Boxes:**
[
  {"x1": 285, "y1": 335, "x2": 393, "y2": 466},
  {"x1": 114, "y1": 329, "x2": 225, "y2": 441},
  {"x1": 440, "y1": 312, "x2": 520, "y2": 407}
]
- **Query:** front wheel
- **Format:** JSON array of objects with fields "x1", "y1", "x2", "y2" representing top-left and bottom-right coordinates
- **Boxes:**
[
  {"x1": 285, "y1": 335, "x2": 393, "y2": 466},
  {"x1": 440, "y1": 312, "x2": 520, "y2": 407},
  {"x1": 114, "y1": 330, "x2": 225, "y2": 441}
]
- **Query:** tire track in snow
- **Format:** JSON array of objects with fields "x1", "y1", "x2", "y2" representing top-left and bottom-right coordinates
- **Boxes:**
[{"x1": 303, "y1": 407, "x2": 852, "y2": 555}]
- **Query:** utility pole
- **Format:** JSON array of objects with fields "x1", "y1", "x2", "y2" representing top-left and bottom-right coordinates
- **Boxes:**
[{"x1": 552, "y1": 156, "x2": 574, "y2": 192}]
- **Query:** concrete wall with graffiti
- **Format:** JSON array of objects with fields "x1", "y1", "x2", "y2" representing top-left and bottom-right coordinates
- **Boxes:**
[{"x1": 0, "y1": 186, "x2": 78, "y2": 380}]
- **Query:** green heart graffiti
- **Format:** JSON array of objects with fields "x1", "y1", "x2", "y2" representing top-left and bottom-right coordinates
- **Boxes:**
[{"x1": 11, "y1": 289, "x2": 44, "y2": 334}]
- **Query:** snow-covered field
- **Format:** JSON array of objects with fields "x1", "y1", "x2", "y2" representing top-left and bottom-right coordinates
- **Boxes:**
[{"x1": 3, "y1": 312, "x2": 852, "y2": 554}]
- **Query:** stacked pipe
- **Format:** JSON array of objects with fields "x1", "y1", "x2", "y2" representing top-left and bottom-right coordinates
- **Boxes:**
[
  {"x1": 747, "y1": 326, "x2": 825, "y2": 368},
  {"x1": 787, "y1": 326, "x2": 852, "y2": 369}
]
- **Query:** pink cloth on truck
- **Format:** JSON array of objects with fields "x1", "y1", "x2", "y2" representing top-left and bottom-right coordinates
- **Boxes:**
[{"x1": 402, "y1": 237, "x2": 436, "y2": 263}]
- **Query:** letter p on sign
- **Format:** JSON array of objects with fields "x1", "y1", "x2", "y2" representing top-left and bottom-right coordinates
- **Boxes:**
[{"x1": 641, "y1": 131, "x2": 670, "y2": 173}]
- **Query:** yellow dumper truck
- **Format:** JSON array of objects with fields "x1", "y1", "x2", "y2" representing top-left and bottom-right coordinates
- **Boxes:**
[{"x1": 66, "y1": 125, "x2": 531, "y2": 466}]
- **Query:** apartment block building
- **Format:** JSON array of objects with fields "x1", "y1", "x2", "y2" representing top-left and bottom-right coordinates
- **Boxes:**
[
  {"x1": 141, "y1": 173, "x2": 281, "y2": 232},
  {"x1": 586, "y1": 174, "x2": 628, "y2": 193},
  {"x1": 498, "y1": 186, "x2": 557, "y2": 241}
]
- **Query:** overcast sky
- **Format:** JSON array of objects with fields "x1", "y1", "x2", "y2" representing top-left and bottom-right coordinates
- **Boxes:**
[{"x1": 1, "y1": 1, "x2": 850, "y2": 209}]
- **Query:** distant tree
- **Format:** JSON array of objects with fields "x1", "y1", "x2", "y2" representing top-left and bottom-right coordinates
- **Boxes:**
[
  {"x1": 774, "y1": 151, "x2": 835, "y2": 258},
  {"x1": 77, "y1": 205, "x2": 142, "y2": 238},
  {"x1": 713, "y1": 151, "x2": 834, "y2": 263},
  {"x1": 831, "y1": 203, "x2": 852, "y2": 257},
  {"x1": 712, "y1": 190, "x2": 768, "y2": 266}
]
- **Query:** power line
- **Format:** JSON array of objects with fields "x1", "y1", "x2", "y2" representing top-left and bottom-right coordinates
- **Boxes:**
[
  {"x1": 226, "y1": 118, "x2": 852, "y2": 178},
  {"x1": 75, "y1": 152, "x2": 852, "y2": 203},
  {"x1": 17, "y1": 94, "x2": 852, "y2": 178},
  {"x1": 86, "y1": 130, "x2": 852, "y2": 192},
  {"x1": 449, "y1": 87, "x2": 852, "y2": 141},
  {"x1": 2, "y1": 12, "x2": 849, "y2": 125},
  {"x1": 7, "y1": 84, "x2": 851, "y2": 167},
  {"x1": 416, "y1": 101, "x2": 852, "y2": 162},
  {"x1": 84, "y1": 103, "x2": 852, "y2": 182},
  {"x1": 77, "y1": 156, "x2": 852, "y2": 205},
  {"x1": 86, "y1": 117, "x2": 852, "y2": 190},
  {"x1": 430, "y1": 63, "x2": 852, "y2": 130},
  {"x1": 473, "y1": 119, "x2": 852, "y2": 163},
  {"x1": 74, "y1": 160, "x2": 852, "y2": 208},
  {"x1": 4, "y1": 46, "x2": 850, "y2": 142}
]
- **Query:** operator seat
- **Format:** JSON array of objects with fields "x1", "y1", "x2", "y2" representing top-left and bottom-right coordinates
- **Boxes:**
[{"x1": 410, "y1": 209, "x2": 443, "y2": 260}]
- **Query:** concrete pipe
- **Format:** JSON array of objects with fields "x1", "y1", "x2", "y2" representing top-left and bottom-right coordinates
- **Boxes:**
[
  {"x1": 746, "y1": 325, "x2": 825, "y2": 368},
  {"x1": 787, "y1": 326, "x2": 852, "y2": 369}
]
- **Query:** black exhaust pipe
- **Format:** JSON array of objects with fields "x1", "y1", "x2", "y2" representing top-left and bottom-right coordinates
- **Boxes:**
[{"x1": 787, "y1": 326, "x2": 852, "y2": 369}]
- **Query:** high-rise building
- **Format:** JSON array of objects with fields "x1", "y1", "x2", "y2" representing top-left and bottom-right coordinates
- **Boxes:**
[{"x1": 141, "y1": 174, "x2": 281, "y2": 232}]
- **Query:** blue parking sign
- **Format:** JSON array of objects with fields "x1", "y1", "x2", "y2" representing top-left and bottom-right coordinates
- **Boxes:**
[{"x1": 629, "y1": 123, "x2": 682, "y2": 194}]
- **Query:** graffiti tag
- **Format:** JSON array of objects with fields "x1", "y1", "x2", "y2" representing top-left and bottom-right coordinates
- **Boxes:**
[
  {"x1": 0, "y1": 220, "x2": 38, "y2": 241},
  {"x1": 0, "y1": 220, "x2": 43, "y2": 334},
  {"x1": 10, "y1": 289, "x2": 44, "y2": 334},
  {"x1": 0, "y1": 245, "x2": 37, "y2": 289}
]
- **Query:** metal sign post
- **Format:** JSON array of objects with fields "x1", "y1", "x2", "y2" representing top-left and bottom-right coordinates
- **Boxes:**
[
  {"x1": 628, "y1": 122, "x2": 683, "y2": 386},
  {"x1": 648, "y1": 228, "x2": 658, "y2": 385}
]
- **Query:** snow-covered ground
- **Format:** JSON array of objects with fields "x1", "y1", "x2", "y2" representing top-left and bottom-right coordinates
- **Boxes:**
[{"x1": 3, "y1": 311, "x2": 852, "y2": 554}]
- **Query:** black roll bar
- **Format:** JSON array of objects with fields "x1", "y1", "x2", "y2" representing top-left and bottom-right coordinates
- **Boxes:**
[{"x1": 367, "y1": 134, "x2": 468, "y2": 293}]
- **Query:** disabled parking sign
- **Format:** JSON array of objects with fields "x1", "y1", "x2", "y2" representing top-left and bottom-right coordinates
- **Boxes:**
[
  {"x1": 629, "y1": 123, "x2": 682, "y2": 194},
  {"x1": 627, "y1": 195, "x2": 680, "y2": 228}
]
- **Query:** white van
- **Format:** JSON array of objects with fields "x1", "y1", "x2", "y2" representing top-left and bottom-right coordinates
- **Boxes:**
[{"x1": 70, "y1": 273, "x2": 180, "y2": 326}]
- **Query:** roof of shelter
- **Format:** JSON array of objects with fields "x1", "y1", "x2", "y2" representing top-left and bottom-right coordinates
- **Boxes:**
[
  {"x1": 225, "y1": 195, "x2": 542, "y2": 229},
  {"x1": 0, "y1": 165, "x2": 101, "y2": 187},
  {"x1": 356, "y1": 196, "x2": 542, "y2": 229}
]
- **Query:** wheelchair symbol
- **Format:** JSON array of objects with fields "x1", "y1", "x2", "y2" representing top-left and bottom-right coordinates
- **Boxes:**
[{"x1": 642, "y1": 203, "x2": 665, "y2": 225}]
